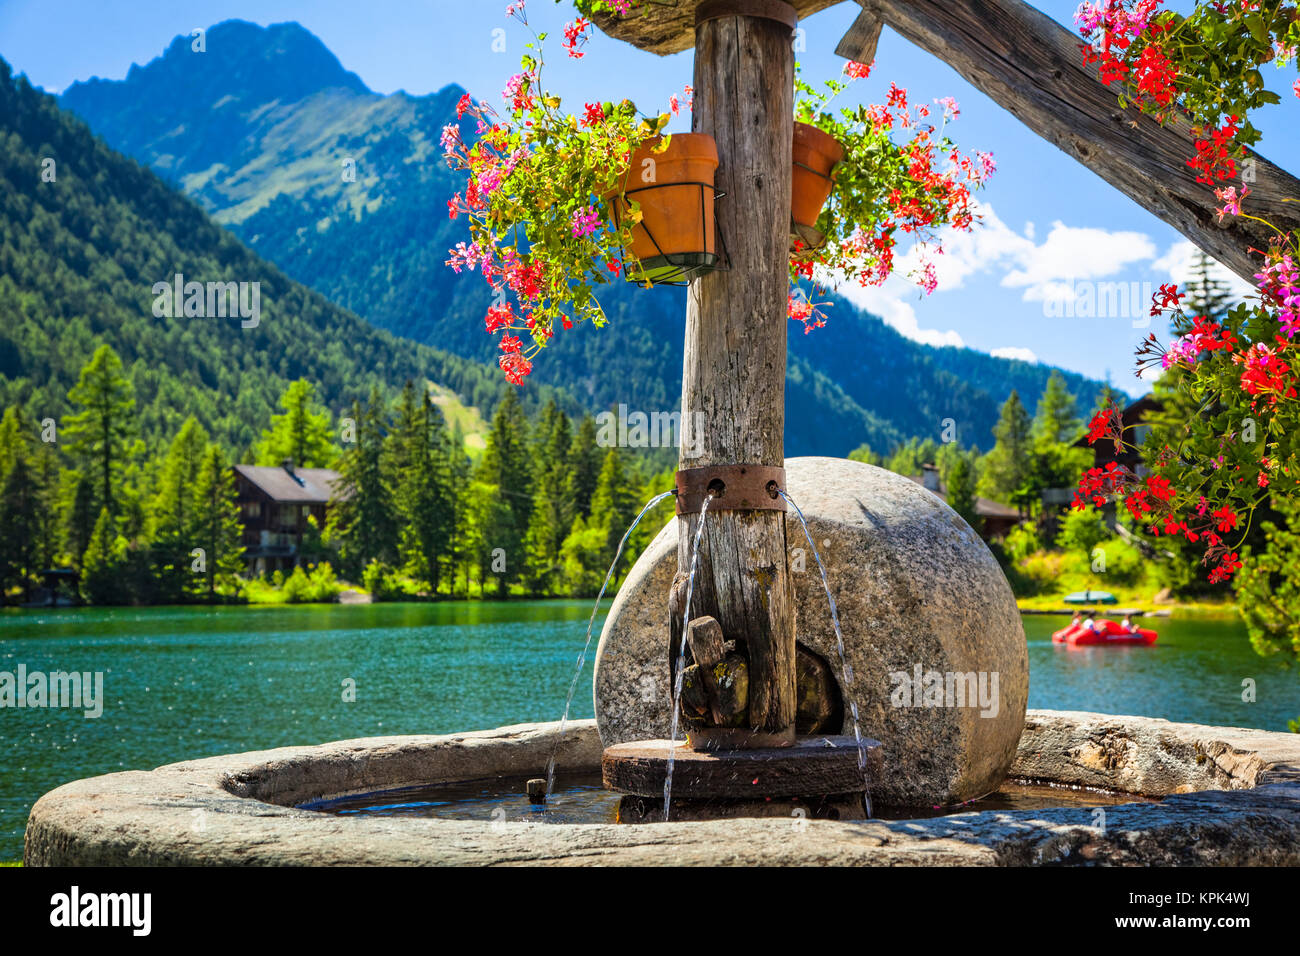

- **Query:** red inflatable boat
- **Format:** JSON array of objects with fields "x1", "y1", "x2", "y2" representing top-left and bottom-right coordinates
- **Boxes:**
[{"x1": 1052, "y1": 620, "x2": 1158, "y2": 646}]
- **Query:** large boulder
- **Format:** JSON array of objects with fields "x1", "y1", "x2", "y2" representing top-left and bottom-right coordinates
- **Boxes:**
[{"x1": 593, "y1": 456, "x2": 1028, "y2": 806}]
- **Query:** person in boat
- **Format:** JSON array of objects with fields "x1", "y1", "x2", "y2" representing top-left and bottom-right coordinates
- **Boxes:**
[
  {"x1": 1120, "y1": 615, "x2": 1136, "y2": 634},
  {"x1": 1069, "y1": 610, "x2": 1083, "y2": 631},
  {"x1": 1080, "y1": 611, "x2": 1100, "y2": 633}
]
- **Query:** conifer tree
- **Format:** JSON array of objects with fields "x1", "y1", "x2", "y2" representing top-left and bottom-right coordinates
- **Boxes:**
[
  {"x1": 523, "y1": 402, "x2": 575, "y2": 594},
  {"x1": 191, "y1": 444, "x2": 244, "y2": 599},
  {"x1": 254, "y1": 379, "x2": 336, "y2": 468},
  {"x1": 388, "y1": 381, "x2": 455, "y2": 591},
  {"x1": 979, "y1": 390, "x2": 1034, "y2": 503},
  {"x1": 568, "y1": 414, "x2": 602, "y2": 518},
  {"x1": 65, "y1": 344, "x2": 136, "y2": 516},
  {"x1": 588, "y1": 447, "x2": 639, "y2": 571},
  {"x1": 476, "y1": 390, "x2": 532, "y2": 589},
  {"x1": 81, "y1": 507, "x2": 126, "y2": 605},
  {"x1": 327, "y1": 388, "x2": 396, "y2": 575},
  {"x1": 1031, "y1": 370, "x2": 1081, "y2": 446}
]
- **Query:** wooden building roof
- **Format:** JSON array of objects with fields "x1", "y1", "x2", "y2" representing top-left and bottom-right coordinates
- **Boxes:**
[{"x1": 233, "y1": 464, "x2": 341, "y2": 504}]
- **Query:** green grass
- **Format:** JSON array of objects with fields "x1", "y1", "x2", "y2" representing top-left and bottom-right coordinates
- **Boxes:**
[
  {"x1": 1009, "y1": 541, "x2": 1237, "y2": 618},
  {"x1": 429, "y1": 383, "x2": 488, "y2": 460},
  {"x1": 0, "y1": 862, "x2": 21, "y2": 867}
]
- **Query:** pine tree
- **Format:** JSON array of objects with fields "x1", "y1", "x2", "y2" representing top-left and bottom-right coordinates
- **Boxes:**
[
  {"x1": 191, "y1": 444, "x2": 244, "y2": 599},
  {"x1": 0, "y1": 443, "x2": 41, "y2": 602},
  {"x1": 1184, "y1": 250, "x2": 1236, "y2": 322},
  {"x1": 1031, "y1": 371, "x2": 1081, "y2": 446},
  {"x1": 81, "y1": 507, "x2": 126, "y2": 605},
  {"x1": 523, "y1": 402, "x2": 575, "y2": 594},
  {"x1": 588, "y1": 447, "x2": 639, "y2": 572},
  {"x1": 979, "y1": 390, "x2": 1034, "y2": 504},
  {"x1": 150, "y1": 417, "x2": 210, "y2": 600},
  {"x1": 464, "y1": 479, "x2": 513, "y2": 596},
  {"x1": 64, "y1": 344, "x2": 136, "y2": 517},
  {"x1": 388, "y1": 381, "x2": 455, "y2": 591},
  {"x1": 568, "y1": 414, "x2": 602, "y2": 518},
  {"x1": 946, "y1": 454, "x2": 981, "y2": 533},
  {"x1": 476, "y1": 390, "x2": 533, "y2": 589},
  {"x1": 0, "y1": 406, "x2": 22, "y2": 479},
  {"x1": 327, "y1": 389, "x2": 396, "y2": 575},
  {"x1": 62, "y1": 471, "x2": 97, "y2": 570},
  {"x1": 254, "y1": 379, "x2": 336, "y2": 468}
]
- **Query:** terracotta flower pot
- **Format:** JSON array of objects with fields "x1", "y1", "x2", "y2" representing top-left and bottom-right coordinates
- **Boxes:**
[
  {"x1": 608, "y1": 133, "x2": 719, "y2": 283},
  {"x1": 791, "y1": 121, "x2": 844, "y2": 230}
]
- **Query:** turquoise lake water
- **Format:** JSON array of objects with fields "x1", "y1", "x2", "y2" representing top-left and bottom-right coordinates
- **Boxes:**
[{"x1": 1, "y1": 602, "x2": 1296, "y2": 860}]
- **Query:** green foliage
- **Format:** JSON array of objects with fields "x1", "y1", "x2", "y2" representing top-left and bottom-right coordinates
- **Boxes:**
[
  {"x1": 63, "y1": 344, "x2": 137, "y2": 516},
  {"x1": 979, "y1": 390, "x2": 1034, "y2": 503},
  {"x1": 1235, "y1": 499, "x2": 1300, "y2": 670},
  {"x1": 847, "y1": 444, "x2": 882, "y2": 466},
  {"x1": 80, "y1": 507, "x2": 127, "y2": 604},
  {"x1": 361, "y1": 560, "x2": 404, "y2": 601},
  {"x1": 280, "y1": 562, "x2": 342, "y2": 604},
  {"x1": 52, "y1": 35, "x2": 1105, "y2": 459},
  {"x1": 1056, "y1": 508, "x2": 1110, "y2": 559},
  {"x1": 191, "y1": 444, "x2": 244, "y2": 599},
  {"x1": 1003, "y1": 522, "x2": 1042, "y2": 565},
  {"x1": 0, "y1": 59, "x2": 549, "y2": 464},
  {"x1": 327, "y1": 389, "x2": 396, "y2": 575},
  {"x1": 253, "y1": 380, "x2": 336, "y2": 468},
  {"x1": 946, "y1": 455, "x2": 979, "y2": 531}
]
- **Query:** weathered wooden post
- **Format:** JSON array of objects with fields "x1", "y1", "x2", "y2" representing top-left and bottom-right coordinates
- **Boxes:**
[
  {"x1": 601, "y1": 0, "x2": 882, "y2": 815},
  {"x1": 669, "y1": 0, "x2": 799, "y2": 748}
]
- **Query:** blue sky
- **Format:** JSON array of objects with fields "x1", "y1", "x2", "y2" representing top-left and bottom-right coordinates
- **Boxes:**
[{"x1": 3, "y1": 0, "x2": 1297, "y2": 396}]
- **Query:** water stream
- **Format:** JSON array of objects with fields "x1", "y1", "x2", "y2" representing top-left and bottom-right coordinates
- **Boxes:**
[
  {"x1": 544, "y1": 489, "x2": 677, "y2": 797},
  {"x1": 779, "y1": 489, "x2": 874, "y2": 817},
  {"x1": 663, "y1": 491, "x2": 716, "y2": 821}
]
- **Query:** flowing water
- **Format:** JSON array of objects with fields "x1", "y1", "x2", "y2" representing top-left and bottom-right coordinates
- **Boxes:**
[
  {"x1": 779, "y1": 489, "x2": 874, "y2": 815},
  {"x1": 304, "y1": 770, "x2": 1156, "y2": 824},
  {"x1": 543, "y1": 489, "x2": 676, "y2": 797},
  {"x1": 663, "y1": 491, "x2": 715, "y2": 820},
  {"x1": 0, "y1": 602, "x2": 1294, "y2": 860}
]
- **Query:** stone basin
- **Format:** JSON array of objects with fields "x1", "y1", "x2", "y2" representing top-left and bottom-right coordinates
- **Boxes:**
[{"x1": 24, "y1": 710, "x2": 1300, "y2": 866}]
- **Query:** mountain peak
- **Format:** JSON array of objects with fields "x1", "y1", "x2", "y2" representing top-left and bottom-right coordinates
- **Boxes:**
[{"x1": 63, "y1": 19, "x2": 369, "y2": 119}]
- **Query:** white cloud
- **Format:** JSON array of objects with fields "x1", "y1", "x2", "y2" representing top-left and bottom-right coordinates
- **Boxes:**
[
  {"x1": 834, "y1": 279, "x2": 966, "y2": 348},
  {"x1": 990, "y1": 346, "x2": 1038, "y2": 363},
  {"x1": 1000, "y1": 220, "x2": 1157, "y2": 300},
  {"x1": 822, "y1": 201, "x2": 1251, "y2": 368},
  {"x1": 1151, "y1": 240, "x2": 1256, "y2": 301}
]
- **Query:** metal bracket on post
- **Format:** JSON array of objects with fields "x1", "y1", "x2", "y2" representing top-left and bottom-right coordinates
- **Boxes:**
[{"x1": 675, "y1": 464, "x2": 786, "y2": 515}]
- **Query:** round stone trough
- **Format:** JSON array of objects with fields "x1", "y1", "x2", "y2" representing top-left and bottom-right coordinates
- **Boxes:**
[
  {"x1": 594, "y1": 456, "x2": 1029, "y2": 806},
  {"x1": 24, "y1": 711, "x2": 1300, "y2": 866}
]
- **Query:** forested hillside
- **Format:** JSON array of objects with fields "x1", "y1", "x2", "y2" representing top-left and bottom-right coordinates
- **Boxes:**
[
  {"x1": 1, "y1": 58, "x2": 567, "y2": 459},
  {"x1": 60, "y1": 19, "x2": 1110, "y2": 455}
]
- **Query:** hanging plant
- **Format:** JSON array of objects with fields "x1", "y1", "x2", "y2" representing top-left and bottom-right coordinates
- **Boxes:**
[
  {"x1": 787, "y1": 62, "x2": 996, "y2": 332},
  {"x1": 443, "y1": 4, "x2": 695, "y2": 384},
  {"x1": 1067, "y1": 2, "x2": 1300, "y2": 585},
  {"x1": 1076, "y1": 0, "x2": 1300, "y2": 184}
]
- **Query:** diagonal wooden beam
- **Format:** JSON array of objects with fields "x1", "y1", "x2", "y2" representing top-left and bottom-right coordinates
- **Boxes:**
[{"x1": 837, "y1": 0, "x2": 1300, "y2": 286}]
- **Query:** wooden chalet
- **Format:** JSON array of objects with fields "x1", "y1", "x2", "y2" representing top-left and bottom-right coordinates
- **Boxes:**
[{"x1": 232, "y1": 462, "x2": 341, "y2": 574}]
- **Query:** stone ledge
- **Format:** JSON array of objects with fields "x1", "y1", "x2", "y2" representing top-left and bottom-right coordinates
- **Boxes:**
[{"x1": 24, "y1": 711, "x2": 1300, "y2": 866}]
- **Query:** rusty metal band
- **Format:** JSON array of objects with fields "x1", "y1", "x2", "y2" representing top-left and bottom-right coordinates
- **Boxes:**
[
  {"x1": 695, "y1": 0, "x2": 797, "y2": 31},
  {"x1": 675, "y1": 464, "x2": 787, "y2": 515}
]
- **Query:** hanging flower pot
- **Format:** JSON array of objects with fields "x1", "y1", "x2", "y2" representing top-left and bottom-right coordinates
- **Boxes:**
[
  {"x1": 791, "y1": 121, "x2": 843, "y2": 244},
  {"x1": 608, "y1": 133, "x2": 721, "y2": 284}
]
